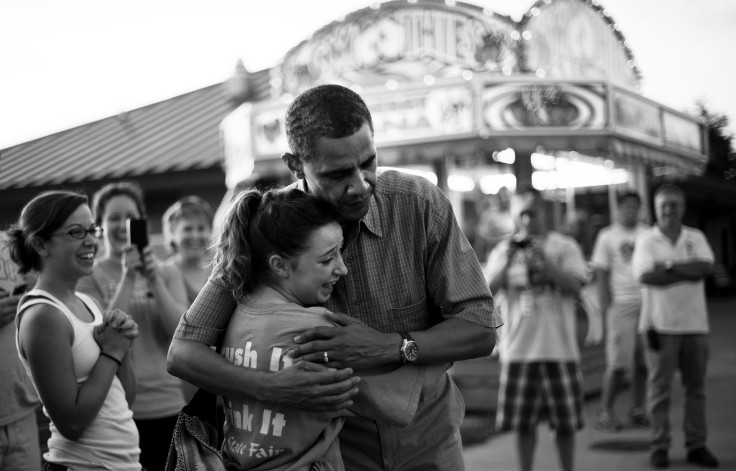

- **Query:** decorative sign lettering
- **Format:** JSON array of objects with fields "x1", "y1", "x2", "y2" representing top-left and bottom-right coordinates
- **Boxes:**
[
  {"x1": 278, "y1": 3, "x2": 517, "y2": 95},
  {"x1": 481, "y1": 82, "x2": 606, "y2": 130},
  {"x1": 613, "y1": 90, "x2": 663, "y2": 144},
  {"x1": 662, "y1": 111, "x2": 704, "y2": 155}
]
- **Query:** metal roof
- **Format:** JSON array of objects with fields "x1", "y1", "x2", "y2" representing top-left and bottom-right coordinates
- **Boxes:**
[{"x1": 0, "y1": 82, "x2": 233, "y2": 190}]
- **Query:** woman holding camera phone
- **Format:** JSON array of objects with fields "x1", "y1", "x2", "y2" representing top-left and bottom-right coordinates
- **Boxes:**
[{"x1": 77, "y1": 181, "x2": 189, "y2": 471}]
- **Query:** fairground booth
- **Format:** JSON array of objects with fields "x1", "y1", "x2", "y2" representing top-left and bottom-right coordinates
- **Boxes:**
[
  {"x1": 218, "y1": 0, "x2": 708, "y2": 411},
  {"x1": 221, "y1": 0, "x2": 707, "y2": 258}
]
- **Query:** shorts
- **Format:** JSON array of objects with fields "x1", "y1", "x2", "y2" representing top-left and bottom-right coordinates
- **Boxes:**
[
  {"x1": 496, "y1": 361, "x2": 584, "y2": 433},
  {"x1": 605, "y1": 302, "x2": 646, "y2": 371}
]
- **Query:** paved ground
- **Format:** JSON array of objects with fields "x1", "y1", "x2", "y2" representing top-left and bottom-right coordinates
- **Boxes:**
[{"x1": 462, "y1": 296, "x2": 736, "y2": 471}]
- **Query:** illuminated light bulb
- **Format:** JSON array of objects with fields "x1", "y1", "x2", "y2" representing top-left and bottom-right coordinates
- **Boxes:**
[
  {"x1": 536, "y1": 69, "x2": 546, "y2": 78},
  {"x1": 424, "y1": 75, "x2": 436, "y2": 86},
  {"x1": 281, "y1": 93, "x2": 294, "y2": 104},
  {"x1": 462, "y1": 70, "x2": 474, "y2": 81},
  {"x1": 522, "y1": 31, "x2": 532, "y2": 40},
  {"x1": 445, "y1": 0, "x2": 457, "y2": 6},
  {"x1": 483, "y1": 8, "x2": 495, "y2": 16},
  {"x1": 386, "y1": 79, "x2": 399, "y2": 90},
  {"x1": 531, "y1": 7, "x2": 541, "y2": 16},
  {"x1": 502, "y1": 65, "x2": 513, "y2": 75},
  {"x1": 448, "y1": 175, "x2": 475, "y2": 192},
  {"x1": 510, "y1": 31, "x2": 521, "y2": 40},
  {"x1": 269, "y1": 76, "x2": 283, "y2": 88}
]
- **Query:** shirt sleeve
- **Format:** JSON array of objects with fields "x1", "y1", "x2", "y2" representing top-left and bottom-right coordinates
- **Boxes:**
[
  {"x1": 589, "y1": 229, "x2": 610, "y2": 271},
  {"x1": 173, "y1": 275, "x2": 237, "y2": 346},
  {"x1": 559, "y1": 237, "x2": 589, "y2": 283},
  {"x1": 483, "y1": 239, "x2": 509, "y2": 286},
  {"x1": 425, "y1": 185, "x2": 502, "y2": 329},
  {"x1": 631, "y1": 232, "x2": 654, "y2": 279},
  {"x1": 691, "y1": 230, "x2": 715, "y2": 263}
]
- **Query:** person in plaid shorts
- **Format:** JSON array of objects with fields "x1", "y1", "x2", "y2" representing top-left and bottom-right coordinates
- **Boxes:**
[{"x1": 485, "y1": 185, "x2": 588, "y2": 471}]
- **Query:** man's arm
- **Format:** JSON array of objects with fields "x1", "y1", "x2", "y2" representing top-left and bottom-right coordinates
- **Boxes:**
[
  {"x1": 168, "y1": 338, "x2": 359, "y2": 410},
  {"x1": 290, "y1": 184, "x2": 498, "y2": 369},
  {"x1": 594, "y1": 268, "x2": 612, "y2": 314},
  {"x1": 639, "y1": 260, "x2": 713, "y2": 285},
  {"x1": 167, "y1": 278, "x2": 360, "y2": 411}
]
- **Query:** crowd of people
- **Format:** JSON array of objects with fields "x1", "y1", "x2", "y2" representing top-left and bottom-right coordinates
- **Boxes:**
[{"x1": 0, "y1": 84, "x2": 722, "y2": 471}]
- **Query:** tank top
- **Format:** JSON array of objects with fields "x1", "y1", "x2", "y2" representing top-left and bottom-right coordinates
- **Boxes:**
[{"x1": 16, "y1": 289, "x2": 141, "y2": 470}]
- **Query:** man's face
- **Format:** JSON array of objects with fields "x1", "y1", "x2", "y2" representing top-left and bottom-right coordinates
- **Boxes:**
[
  {"x1": 288, "y1": 123, "x2": 377, "y2": 222},
  {"x1": 617, "y1": 196, "x2": 641, "y2": 227},
  {"x1": 654, "y1": 191, "x2": 685, "y2": 229},
  {"x1": 510, "y1": 192, "x2": 545, "y2": 236}
]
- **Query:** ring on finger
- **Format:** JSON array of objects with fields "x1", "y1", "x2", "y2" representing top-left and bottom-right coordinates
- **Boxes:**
[{"x1": 323, "y1": 351, "x2": 329, "y2": 363}]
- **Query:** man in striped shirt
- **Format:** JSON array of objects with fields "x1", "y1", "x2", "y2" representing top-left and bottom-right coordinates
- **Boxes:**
[{"x1": 168, "y1": 84, "x2": 501, "y2": 470}]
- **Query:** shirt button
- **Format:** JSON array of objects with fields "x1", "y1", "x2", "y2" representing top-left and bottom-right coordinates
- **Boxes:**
[
  {"x1": 355, "y1": 298, "x2": 362, "y2": 305},
  {"x1": 346, "y1": 257, "x2": 354, "y2": 264}
]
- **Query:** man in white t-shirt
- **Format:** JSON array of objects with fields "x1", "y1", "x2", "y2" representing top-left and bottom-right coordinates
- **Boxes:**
[
  {"x1": 486, "y1": 185, "x2": 588, "y2": 471},
  {"x1": 632, "y1": 184, "x2": 718, "y2": 469},
  {"x1": 590, "y1": 190, "x2": 650, "y2": 431}
]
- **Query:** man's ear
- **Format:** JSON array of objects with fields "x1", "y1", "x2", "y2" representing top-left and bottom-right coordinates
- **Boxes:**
[
  {"x1": 282, "y1": 152, "x2": 305, "y2": 180},
  {"x1": 268, "y1": 254, "x2": 290, "y2": 278}
]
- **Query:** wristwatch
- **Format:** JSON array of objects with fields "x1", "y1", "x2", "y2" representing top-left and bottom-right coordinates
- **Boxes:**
[{"x1": 399, "y1": 332, "x2": 419, "y2": 363}]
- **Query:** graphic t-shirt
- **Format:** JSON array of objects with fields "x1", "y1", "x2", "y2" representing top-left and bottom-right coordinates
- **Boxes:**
[
  {"x1": 590, "y1": 223, "x2": 649, "y2": 304},
  {"x1": 487, "y1": 232, "x2": 588, "y2": 362},
  {"x1": 220, "y1": 301, "x2": 425, "y2": 471}
]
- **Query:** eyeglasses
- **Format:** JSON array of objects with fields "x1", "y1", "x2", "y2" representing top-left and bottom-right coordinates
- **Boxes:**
[{"x1": 52, "y1": 225, "x2": 105, "y2": 240}]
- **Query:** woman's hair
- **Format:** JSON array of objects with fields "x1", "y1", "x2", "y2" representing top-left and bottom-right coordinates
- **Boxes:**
[
  {"x1": 6, "y1": 190, "x2": 88, "y2": 274},
  {"x1": 91, "y1": 181, "x2": 146, "y2": 225},
  {"x1": 212, "y1": 188, "x2": 339, "y2": 300},
  {"x1": 162, "y1": 196, "x2": 214, "y2": 253}
]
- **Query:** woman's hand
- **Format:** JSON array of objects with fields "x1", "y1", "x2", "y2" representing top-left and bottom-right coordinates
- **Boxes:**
[
  {"x1": 139, "y1": 246, "x2": 161, "y2": 283},
  {"x1": 121, "y1": 245, "x2": 144, "y2": 278},
  {"x1": 94, "y1": 309, "x2": 137, "y2": 359}
]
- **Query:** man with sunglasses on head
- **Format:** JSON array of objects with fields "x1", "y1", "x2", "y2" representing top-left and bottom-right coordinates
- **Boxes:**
[{"x1": 485, "y1": 184, "x2": 588, "y2": 471}]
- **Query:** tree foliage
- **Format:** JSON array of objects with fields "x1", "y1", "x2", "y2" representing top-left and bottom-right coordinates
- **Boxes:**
[{"x1": 698, "y1": 102, "x2": 736, "y2": 181}]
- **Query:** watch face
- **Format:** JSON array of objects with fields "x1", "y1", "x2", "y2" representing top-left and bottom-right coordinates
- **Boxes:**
[{"x1": 403, "y1": 340, "x2": 419, "y2": 362}]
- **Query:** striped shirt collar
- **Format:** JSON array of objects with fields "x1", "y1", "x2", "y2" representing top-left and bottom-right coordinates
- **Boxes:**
[{"x1": 294, "y1": 178, "x2": 383, "y2": 238}]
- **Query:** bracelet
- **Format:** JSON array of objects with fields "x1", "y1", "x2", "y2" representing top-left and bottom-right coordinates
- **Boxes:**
[{"x1": 100, "y1": 351, "x2": 122, "y2": 367}]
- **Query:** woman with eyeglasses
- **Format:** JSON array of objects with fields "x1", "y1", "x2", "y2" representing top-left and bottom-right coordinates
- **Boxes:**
[
  {"x1": 76, "y1": 181, "x2": 188, "y2": 471},
  {"x1": 8, "y1": 190, "x2": 141, "y2": 470}
]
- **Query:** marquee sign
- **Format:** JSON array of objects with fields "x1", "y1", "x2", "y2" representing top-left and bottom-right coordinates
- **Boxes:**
[
  {"x1": 481, "y1": 82, "x2": 606, "y2": 131},
  {"x1": 249, "y1": 84, "x2": 476, "y2": 157},
  {"x1": 277, "y1": 2, "x2": 518, "y2": 95}
]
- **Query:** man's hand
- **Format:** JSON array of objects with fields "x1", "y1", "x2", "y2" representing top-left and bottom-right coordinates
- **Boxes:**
[
  {"x1": 264, "y1": 361, "x2": 360, "y2": 413},
  {"x1": 289, "y1": 312, "x2": 396, "y2": 369},
  {"x1": 0, "y1": 293, "x2": 22, "y2": 328}
]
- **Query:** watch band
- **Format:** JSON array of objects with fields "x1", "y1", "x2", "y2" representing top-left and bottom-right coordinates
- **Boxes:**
[{"x1": 400, "y1": 332, "x2": 414, "y2": 342}]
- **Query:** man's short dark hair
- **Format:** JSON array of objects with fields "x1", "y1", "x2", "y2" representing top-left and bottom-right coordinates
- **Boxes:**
[
  {"x1": 654, "y1": 183, "x2": 685, "y2": 200},
  {"x1": 285, "y1": 84, "x2": 374, "y2": 162},
  {"x1": 617, "y1": 189, "x2": 641, "y2": 205}
]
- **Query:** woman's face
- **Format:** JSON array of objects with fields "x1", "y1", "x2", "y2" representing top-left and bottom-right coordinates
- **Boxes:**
[
  {"x1": 282, "y1": 222, "x2": 348, "y2": 307},
  {"x1": 170, "y1": 215, "x2": 211, "y2": 260},
  {"x1": 44, "y1": 204, "x2": 99, "y2": 279},
  {"x1": 101, "y1": 195, "x2": 141, "y2": 256}
]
